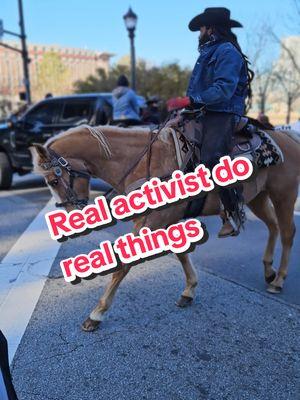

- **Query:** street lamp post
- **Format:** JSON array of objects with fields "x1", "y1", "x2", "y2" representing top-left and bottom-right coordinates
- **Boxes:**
[
  {"x1": 123, "y1": 7, "x2": 138, "y2": 91},
  {"x1": 0, "y1": 0, "x2": 31, "y2": 104}
]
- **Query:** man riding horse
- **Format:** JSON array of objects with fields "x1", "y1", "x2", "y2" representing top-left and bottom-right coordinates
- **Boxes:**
[{"x1": 185, "y1": 7, "x2": 254, "y2": 237}]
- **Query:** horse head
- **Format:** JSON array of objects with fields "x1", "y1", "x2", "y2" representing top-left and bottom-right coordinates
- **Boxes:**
[{"x1": 30, "y1": 143, "x2": 91, "y2": 212}]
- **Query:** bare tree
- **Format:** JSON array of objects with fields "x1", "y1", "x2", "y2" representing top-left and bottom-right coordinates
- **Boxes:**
[
  {"x1": 268, "y1": 0, "x2": 300, "y2": 74},
  {"x1": 246, "y1": 26, "x2": 275, "y2": 114},
  {"x1": 269, "y1": 30, "x2": 300, "y2": 75},
  {"x1": 267, "y1": 0, "x2": 300, "y2": 124},
  {"x1": 273, "y1": 66, "x2": 300, "y2": 123},
  {"x1": 255, "y1": 70, "x2": 274, "y2": 114},
  {"x1": 269, "y1": 36, "x2": 300, "y2": 123}
]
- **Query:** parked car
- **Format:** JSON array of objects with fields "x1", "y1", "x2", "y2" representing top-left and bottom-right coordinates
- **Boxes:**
[{"x1": 0, "y1": 93, "x2": 113, "y2": 189}]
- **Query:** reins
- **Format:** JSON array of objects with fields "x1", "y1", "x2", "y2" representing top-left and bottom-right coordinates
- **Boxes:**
[
  {"x1": 104, "y1": 114, "x2": 202, "y2": 199},
  {"x1": 104, "y1": 124, "x2": 166, "y2": 199}
]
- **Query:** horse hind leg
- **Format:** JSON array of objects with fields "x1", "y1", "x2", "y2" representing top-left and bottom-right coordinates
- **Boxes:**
[
  {"x1": 267, "y1": 187, "x2": 297, "y2": 294},
  {"x1": 175, "y1": 253, "x2": 198, "y2": 307},
  {"x1": 247, "y1": 192, "x2": 279, "y2": 285}
]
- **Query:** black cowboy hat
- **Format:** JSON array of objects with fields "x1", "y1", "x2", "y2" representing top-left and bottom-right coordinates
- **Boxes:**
[{"x1": 189, "y1": 7, "x2": 243, "y2": 31}]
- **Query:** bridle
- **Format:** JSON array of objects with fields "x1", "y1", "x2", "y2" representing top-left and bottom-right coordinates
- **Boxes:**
[{"x1": 41, "y1": 148, "x2": 90, "y2": 209}]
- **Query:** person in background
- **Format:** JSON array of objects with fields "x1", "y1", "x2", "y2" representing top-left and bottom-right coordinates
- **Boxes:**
[
  {"x1": 142, "y1": 96, "x2": 161, "y2": 125},
  {"x1": 112, "y1": 75, "x2": 141, "y2": 127}
]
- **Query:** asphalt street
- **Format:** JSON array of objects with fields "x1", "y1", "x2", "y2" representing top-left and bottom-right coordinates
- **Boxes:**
[{"x1": 1, "y1": 174, "x2": 300, "y2": 400}]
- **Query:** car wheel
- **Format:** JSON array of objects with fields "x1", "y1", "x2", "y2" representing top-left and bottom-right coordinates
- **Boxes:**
[{"x1": 0, "y1": 152, "x2": 13, "y2": 189}]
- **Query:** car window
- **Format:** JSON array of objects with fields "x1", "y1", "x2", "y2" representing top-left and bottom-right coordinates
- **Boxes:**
[
  {"x1": 25, "y1": 102, "x2": 62, "y2": 125},
  {"x1": 59, "y1": 101, "x2": 94, "y2": 124}
]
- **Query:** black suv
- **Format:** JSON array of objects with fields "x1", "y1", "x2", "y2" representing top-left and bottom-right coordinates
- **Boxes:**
[{"x1": 0, "y1": 93, "x2": 112, "y2": 189}]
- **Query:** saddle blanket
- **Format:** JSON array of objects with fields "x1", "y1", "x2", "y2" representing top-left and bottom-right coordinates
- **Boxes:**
[
  {"x1": 169, "y1": 126, "x2": 284, "y2": 171},
  {"x1": 253, "y1": 130, "x2": 284, "y2": 168}
]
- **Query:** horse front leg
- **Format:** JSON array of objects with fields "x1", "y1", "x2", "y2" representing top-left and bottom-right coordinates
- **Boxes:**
[
  {"x1": 175, "y1": 253, "x2": 198, "y2": 307},
  {"x1": 82, "y1": 265, "x2": 131, "y2": 332}
]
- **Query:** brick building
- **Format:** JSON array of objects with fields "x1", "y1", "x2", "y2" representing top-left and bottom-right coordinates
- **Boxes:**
[{"x1": 0, "y1": 41, "x2": 113, "y2": 107}]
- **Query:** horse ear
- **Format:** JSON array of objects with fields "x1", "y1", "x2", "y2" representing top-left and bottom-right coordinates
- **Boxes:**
[{"x1": 29, "y1": 143, "x2": 50, "y2": 161}]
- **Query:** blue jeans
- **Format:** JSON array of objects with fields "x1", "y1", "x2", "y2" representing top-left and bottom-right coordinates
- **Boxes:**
[{"x1": 196, "y1": 111, "x2": 243, "y2": 213}]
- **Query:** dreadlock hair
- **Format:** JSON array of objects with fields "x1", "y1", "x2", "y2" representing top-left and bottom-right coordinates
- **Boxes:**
[{"x1": 212, "y1": 26, "x2": 255, "y2": 113}]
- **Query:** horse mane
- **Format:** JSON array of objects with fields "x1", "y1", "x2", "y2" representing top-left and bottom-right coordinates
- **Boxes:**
[
  {"x1": 45, "y1": 124, "x2": 113, "y2": 159},
  {"x1": 83, "y1": 125, "x2": 112, "y2": 159}
]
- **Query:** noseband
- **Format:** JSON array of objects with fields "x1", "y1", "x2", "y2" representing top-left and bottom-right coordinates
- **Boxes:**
[{"x1": 41, "y1": 148, "x2": 90, "y2": 209}]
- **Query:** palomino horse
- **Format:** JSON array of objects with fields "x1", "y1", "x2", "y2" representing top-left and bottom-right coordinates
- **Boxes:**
[{"x1": 30, "y1": 125, "x2": 300, "y2": 332}]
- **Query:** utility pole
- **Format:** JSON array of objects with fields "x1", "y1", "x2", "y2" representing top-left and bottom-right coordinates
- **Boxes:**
[
  {"x1": 0, "y1": 0, "x2": 31, "y2": 104},
  {"x1": 18, "y1": 0, "x2": 31, "y2": 104}
]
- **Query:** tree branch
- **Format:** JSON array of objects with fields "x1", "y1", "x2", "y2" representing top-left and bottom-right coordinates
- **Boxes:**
[{"x1": 269, "y1": 29, "x2": 300, "y2": 75}]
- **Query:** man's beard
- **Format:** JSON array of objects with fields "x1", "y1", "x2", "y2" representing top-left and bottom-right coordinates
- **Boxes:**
[{"x1": 198, "y1": 32, "x2": 212, "y2": 51}]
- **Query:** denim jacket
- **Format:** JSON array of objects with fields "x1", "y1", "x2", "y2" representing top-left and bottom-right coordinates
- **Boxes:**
[
  {"x1": 112, "y1": 87, "x2": 141, "y2": 121},
  {"x1": 187, "y1": 40, "x2": 248, "y2": 116}
]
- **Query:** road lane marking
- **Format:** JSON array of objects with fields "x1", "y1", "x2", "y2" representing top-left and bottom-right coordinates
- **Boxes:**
[{"x1": 0, "y1": 198, "x2": 60, "y2": 364}]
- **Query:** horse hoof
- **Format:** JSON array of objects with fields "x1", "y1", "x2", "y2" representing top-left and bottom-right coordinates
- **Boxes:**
[
  {"x1": 265, "y1": 272, "x2": 276, "y2": 284},
  {"x1": 175, "y1": 295, "x2": 193, "y2": 308},
  {"x1": 267, "y1": 284, "x2": 282, "y2": 294},
  {"x1": 81, "y1": 317, "x2": 101, "y2": 332}
]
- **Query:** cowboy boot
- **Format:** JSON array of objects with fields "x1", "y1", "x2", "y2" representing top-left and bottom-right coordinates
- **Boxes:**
[{"x1": 218, "y1": 210, "x2": 239, "y2": 238}]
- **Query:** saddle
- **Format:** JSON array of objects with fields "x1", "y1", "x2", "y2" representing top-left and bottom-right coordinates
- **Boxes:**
[
  {"x1": 122, "y1": 115, "x2": 283, "y2": 200},
  {"x1": 168, "y1": 116, "x2": 284, "y2": 220},
  {"x1": 170, "y1": 114, "x2": 283, "y2": 171},
  {"x1": 231, "y1": 117, "x2": 262, "y2": 161}
]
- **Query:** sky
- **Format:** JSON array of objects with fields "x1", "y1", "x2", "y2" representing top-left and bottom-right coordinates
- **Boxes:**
[{"x1": 1, "y1": 0, "x2": 298, "y2": 68}]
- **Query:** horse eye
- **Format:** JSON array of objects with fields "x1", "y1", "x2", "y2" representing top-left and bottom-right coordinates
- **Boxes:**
[{"x1": 48, "y1": 179, "x2": 59, "y2": 187}]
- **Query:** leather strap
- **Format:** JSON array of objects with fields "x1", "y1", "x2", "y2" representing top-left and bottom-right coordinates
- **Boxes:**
[{"x1": 104, "y1": 125, "x2": 164, "y2": 198}]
